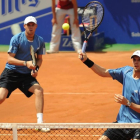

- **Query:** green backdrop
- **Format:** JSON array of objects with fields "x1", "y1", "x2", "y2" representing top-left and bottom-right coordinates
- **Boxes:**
[{"x1": 0, "y1": 43, "x2": 140, "y2": 52}]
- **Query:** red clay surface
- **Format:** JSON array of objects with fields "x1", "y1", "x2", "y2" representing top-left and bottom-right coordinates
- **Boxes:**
[{"x1": 0, "y1": 51, "x2": 133, "y2": 123}]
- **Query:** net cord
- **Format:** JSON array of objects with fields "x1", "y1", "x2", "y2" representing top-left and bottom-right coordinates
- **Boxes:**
[{"x1": 0, "y1": 123, "x2": 140, "y2": 129}]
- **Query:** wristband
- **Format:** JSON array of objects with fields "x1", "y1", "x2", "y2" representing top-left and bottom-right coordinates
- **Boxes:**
[
  {"x1": 36, "y1": 65, "x2": 39, "y2": 71},
  {"x1": 83, "y1": 58, "x2": 94, "y2": 68}
]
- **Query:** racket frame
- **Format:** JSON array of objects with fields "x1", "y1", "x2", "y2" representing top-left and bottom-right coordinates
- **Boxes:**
[
  {"x1": 82, "y1": 1, "x2": 104, "y2": 42},
  {"x1": 81, "y1": 1, "x2": 104, "y2": 54},
  {"x1": 30, "y1": 45, "x2": 36, "y2": 72}
]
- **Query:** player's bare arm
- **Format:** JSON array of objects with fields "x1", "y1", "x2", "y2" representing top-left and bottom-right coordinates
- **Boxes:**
[
  {"x1": 78, "y1": 51, "x2": 111, "y2": 77},
  {"x1": 7, "y1": 52, "x2": 35, "y2": 69},
  {"x1": 36, "y1": 54, "x2": 43, "y2": 67},
  {"x1": 129, "y1": 102, "x2": 140, "y2": 113},
  {"x1": 91, "y1": 63, "x2": 111, "y2": 77},
  {"x1": 114, "y1": 94, "x2": 140, "y2": 113}
]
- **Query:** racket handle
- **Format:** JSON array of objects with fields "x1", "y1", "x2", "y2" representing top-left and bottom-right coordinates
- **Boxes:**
[
  {"x1": 32, "y1": 61, "x2": 36, "y2": 73},
  {"x1": 81, "y1": 41, "x2": 87, "y2": 60},
  {"x1": 82, "y1": 41, "x2": 87, "y2": 53}
]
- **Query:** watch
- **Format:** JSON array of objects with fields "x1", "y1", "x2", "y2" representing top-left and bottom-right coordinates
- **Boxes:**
[
  {"x1": 126, "y1": 100, "x2": 131, "y2": 107},
  {"x1": 23, "y1": 61, "x2": 27, "y2": 66}
]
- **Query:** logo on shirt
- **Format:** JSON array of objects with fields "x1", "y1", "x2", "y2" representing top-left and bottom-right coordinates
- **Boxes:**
[
  {"x1": 134, "y1": 90, "x2": 140, "y2": 95},
  {"x1": 136, "y1": 133, "x2": 140, "y2": 137},
  {"x1": 134, "y1": 90, "x2": 138, "y2": 93}
]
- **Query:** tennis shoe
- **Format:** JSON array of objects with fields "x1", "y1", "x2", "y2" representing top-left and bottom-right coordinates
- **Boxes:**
[{"x1": 35, "y1": 120, "x2": 50, "y2": 132}]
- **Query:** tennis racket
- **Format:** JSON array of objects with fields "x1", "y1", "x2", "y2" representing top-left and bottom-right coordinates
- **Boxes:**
[
  {"x1": 81, "y1": 1, "x2": 104, "y2": 54},
  {"x1": 30, "y1": 45, "x2": 36, "y2": 73}
]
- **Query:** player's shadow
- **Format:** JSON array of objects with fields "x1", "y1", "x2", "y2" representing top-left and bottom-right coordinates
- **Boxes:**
[{"x1": 103, "y1": 0, "x2": 140, "y2": 37}]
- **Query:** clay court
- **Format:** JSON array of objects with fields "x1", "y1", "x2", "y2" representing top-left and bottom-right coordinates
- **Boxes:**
[{"x1": 0, "y1": 51, "x2": 134, "y2": 123}]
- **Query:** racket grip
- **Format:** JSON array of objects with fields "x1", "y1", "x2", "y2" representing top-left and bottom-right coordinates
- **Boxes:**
[
  {"x1": 33, "y1": 69, "x2": 35, "y2": 73},
  {"x1": 82, "y1": 41, "x2": 87, "y2": 53},
  {"x1": 81, "y1": 41, "x2": 87, "y2": 60}
]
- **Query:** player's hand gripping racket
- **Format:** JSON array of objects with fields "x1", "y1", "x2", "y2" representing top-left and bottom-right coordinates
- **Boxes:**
[
  {"x1": 81, "y1": 1, "x2": 104, "y2": 56},
  {"x1": 30, "y1": 45, "x2": 36, "y2": 73}
]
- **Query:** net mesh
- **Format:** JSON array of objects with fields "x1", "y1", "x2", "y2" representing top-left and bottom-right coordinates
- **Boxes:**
[
  {"x1": 82, "y1": 2, "x2": 104, "y2": 31},
  {"x1": 0, "y1": 123, "x2": 139, "y2": 140}
]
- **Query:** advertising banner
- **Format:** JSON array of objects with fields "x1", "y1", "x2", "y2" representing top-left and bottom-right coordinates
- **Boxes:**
[
  {"x1": 0, "y1": 0, "x2": 52, "y2": 44},
  {"x1": 0, "y1": 0, "x2": 140, "y2": 45}
]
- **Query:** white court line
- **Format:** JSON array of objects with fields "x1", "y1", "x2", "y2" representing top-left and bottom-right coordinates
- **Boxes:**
[{"x1": 13, "y1": 92, "x2": 110, "y2": 95}]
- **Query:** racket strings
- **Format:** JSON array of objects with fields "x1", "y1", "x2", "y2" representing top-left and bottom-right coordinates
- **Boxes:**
[{"x1": 82, "y1": 2, "x2": 104, "y2": 31}]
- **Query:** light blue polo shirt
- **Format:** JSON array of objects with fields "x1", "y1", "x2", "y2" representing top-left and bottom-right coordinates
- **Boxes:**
[
  {"x1": 6, "y1": 31, "x2": 46, "y2": 74},
  {"x1": 109, "y1": 66, "x2": 140, "y2": 123}
]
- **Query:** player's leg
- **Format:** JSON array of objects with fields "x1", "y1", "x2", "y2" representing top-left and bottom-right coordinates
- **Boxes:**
[
  {"x1": 28, "y1": 84, "x2": 44, "y2": 123},
  {"x1": 28, "y1": 84, "x2": 50, "y2": 132},
  {"x1": 19, "y1": 75, "x2": 50, "y2": 132},
  {"x1": 100, "y1": 128, "x2": 135, "y2": 140},
  {"x1": 48, "y1": 7, "x2": 66, "y2": 53},
  {"x1": 0, "y1": 88, "x2": 8, "y2": 104},
  {"x1": 0, "y1": 68, "x2": 18, "y2": 104},
  {"x1": 133, "y1": 129, "x2": 140, "y2": 140},
  {"x1": 19, "y1": 76, "x2": 44, "y2": 122},
  {"x1": 68, "y1": 8, "x2": 82, "y2": 52},
  {"x1": 99, "y1": 128, "x2": 121, "y2": 140}
]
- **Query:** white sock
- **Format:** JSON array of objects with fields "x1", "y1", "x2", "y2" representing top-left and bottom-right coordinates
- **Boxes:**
[{"x1": 37, "y1": 113, "x2": 43, "y2": 123}]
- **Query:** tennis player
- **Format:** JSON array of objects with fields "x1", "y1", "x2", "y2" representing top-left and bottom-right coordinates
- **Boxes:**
[
  {"x1": 79, "y1": 50, "x2": 140, "y2": 140},
  {"x1": 0, "y1": 16, "x2": 49, "y2": 132}
]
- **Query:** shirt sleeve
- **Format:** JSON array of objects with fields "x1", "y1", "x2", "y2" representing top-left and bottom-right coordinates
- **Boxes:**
[
  {"x1": 108, "y1": 67, "x2": 124, "y2": 84},
  {"x1": 8, "y1": 35, "x2": 19, "y2": 54},
  {"x1": 36, "y1": 38, "x2": 46, "y2": 55},
  {"x1": 108, "y1": 66, "x2": 133, "y2": 84}
]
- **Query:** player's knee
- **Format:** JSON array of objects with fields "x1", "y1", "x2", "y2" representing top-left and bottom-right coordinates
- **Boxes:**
[
  {"x1": 0, "y1": 91, "x2": 8, "y2": 104},
  {"x1": 35, "y1": 87, "x2": 44, "y2": 98}
]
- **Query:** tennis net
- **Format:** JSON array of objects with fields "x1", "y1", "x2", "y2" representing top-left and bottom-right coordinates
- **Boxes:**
[{"x1": 0, "y1": 123, "x2": 140, "y2": 140}]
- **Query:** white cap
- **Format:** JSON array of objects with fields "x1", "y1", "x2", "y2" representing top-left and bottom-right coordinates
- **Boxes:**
[
  {"x1": 131, "y1": 50, "x2": 140, "y2": 58},
  {"x1": 24, "y1": 16, "x2": 37, "y2": 24}
]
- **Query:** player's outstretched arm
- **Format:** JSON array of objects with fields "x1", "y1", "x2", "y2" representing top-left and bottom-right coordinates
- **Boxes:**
[
  {"x1": 91, "y1": 63, "x2": 111, "y2": 77},
  {"x1": 78, "y1": 51, "x2": 111, "y2": 77},
  {"x1": 8, "y1": 53, "x2": 36, "y2": 70},
  {"x1": 114, "y1": 94, "x2": 140, "y2": 113}
]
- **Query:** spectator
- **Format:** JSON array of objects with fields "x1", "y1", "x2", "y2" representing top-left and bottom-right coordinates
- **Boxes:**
[{"x1": 47, "y1": 0, "x2": 82, "y2": 54}]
